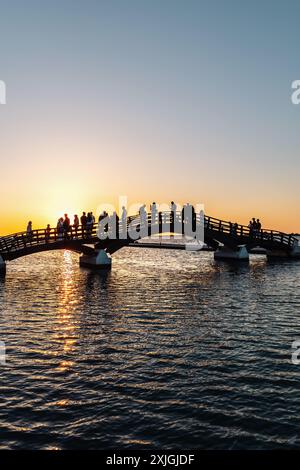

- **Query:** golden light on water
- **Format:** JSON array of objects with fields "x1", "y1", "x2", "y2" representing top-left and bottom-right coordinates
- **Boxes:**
[{"x1": 55, "y1": 250, "x2": 79, "y2": 371}]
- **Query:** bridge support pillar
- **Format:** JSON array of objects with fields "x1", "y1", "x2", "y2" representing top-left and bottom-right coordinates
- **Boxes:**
[
  {"x1": 79, "y1": 249, "x2": 112, "y2": 270},
  {"x1": 214, "y1": 245, "x2": 249, "y2": 261},
  {"x1": 0, "y1": 256, "x2": 6, "y2": 276}
]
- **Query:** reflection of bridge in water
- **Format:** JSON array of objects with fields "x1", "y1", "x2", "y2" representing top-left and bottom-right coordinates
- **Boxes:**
[{"x1": 0, "y1": 212, "x2": 299, "y2": 274}]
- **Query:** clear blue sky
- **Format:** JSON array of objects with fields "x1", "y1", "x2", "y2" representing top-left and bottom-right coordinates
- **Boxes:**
[{"x1": 0, "y1": 0, "x2": 300, "y2": 233}]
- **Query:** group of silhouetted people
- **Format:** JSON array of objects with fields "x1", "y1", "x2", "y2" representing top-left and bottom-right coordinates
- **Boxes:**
[
  {"x1": 228, "y1": 218, "x2": 262, "y2": 237},
  {"x1": 27, "y1": 204, "x2": 261, "y2": 244},
  {"x1": 26, "y1": 201, "x2": 200, "y2": 243},
  {"x1": 248, "y1": 218, "x2": 262, "y2": 235},
  {"x1": 229, "y1": 222, "x2": 239, "y2": 235},
  {"x1": 54, "y1": 212, "x2": 97, "y2": 239},
  {"x1": 29, "y1": 212, "x2": 97, "y2": 242},
  {"x1": 79, "y1": 212, "x2": 96, "y2": 237}
]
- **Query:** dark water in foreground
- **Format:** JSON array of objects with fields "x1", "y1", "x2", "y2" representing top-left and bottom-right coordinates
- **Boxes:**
[{"x1": 0, "y1": 248, "x2": 300, "y2": 450}]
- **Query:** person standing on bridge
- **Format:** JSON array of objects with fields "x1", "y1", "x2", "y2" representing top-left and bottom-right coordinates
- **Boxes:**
[
  {"x1": 26, "y1": 221, "x2": 33, "y2": 240},
  {"x1": 45, "y1": 224, "x2": 51, "y2": 242},
  {"x1": 86, "y1": 212, "x2": 93, "y2": 237},
  {"x1": 80, "y1": 212, "x2": 87, "y2": 238},
  {"x1": 57, "y1": 218, "x2": 64, "y2": 239},
  {"x1": 248, "y1": 220, "x2": 253, "y2": 234},
  {"x1": 170, "y1": 201, "x2": 177, "y2": 225},
  {"x1": 98, "y1": 211, "x2": 106, "y2": 222},
  {"x1": 151, "y1": 202, "x2": 157, "y2": 224},
  {"x1": 252, "y1": 218, "x2": 258, "y2": 235},
  {"x1": 73, "y1": 215, "x2": 79, "y2": 238},
  {"x1": 257, "y1": 219, "x2": 262, "y2": 232},
  {"x1": 63, "y1": 214, "x2": 71, "y2": 239}
]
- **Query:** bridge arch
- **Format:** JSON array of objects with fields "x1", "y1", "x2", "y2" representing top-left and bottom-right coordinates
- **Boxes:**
[{"x1": 0, "y1": 211, "x2": 299, "y2": 273}]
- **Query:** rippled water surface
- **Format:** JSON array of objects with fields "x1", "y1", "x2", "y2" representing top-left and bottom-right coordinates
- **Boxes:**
[{"x1": 0, "y1": 248, "x2": 300, "y2": 449}]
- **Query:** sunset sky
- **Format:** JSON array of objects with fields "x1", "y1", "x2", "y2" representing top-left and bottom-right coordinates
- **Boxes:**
[{"x1": 1, "y1": 0, "x2": 300, "y2": 235}]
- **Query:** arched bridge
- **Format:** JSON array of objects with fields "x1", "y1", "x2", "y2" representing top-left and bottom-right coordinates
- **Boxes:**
[{"x1": 0, "y1": 212, "x2": 299, "y2": 273}]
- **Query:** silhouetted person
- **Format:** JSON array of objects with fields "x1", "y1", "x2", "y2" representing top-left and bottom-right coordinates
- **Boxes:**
[
  {"x1": 26, "y1": 221, "x2": 33, "y2": 241},
  {"x1": 73, "y1": 215, "x2": 79, "y2": 237},
  {"x1": 86, "y1": 212, "x2": 93, "y2": 237},
  {"x1": 252, "y1": 217, "x2": 257, "y2": 232},
  {"x1": 159, "y1": 211, "x2": 162, "y2": 227},
  {"x1": 121, "y1": 206, "x2": 127, "y2": 223},
  {"x1": 45, "y1": 224, "x2": 51, "y2": 242},
  {"x1": 27, "y1": 221, "x2": 32, "y2": 234},
  {"x1": 181, "y1": 204, "x2": 187, "y2": 233},
  {"x1": 63, "y1": 214, "x2": 71, "y2": 238},
  {"x1": 115, "y1": 212, "x2": 120, "y2": 238},
  {"x1": 191, "y1": 205, "x2": 196, "y2": 231},
  {"x1": 57, "y1": 217, "x2": 64, "y2": 239},
  {"x1": 151, "y1": 202, "x2": 157, "y2": 224},
  {"x1": 170, "y1": 201, "x2": 177, "y2": 212},
  {"x1": 98, "y1": 211, "x2": 109, "y2": 236},
  {"x1": 170, "y1": 201, "x2": 176, "y2": 226},
  {"x1": 81, "y1": 212, "x2": 87, "y2": 237},
  {"x1": 257, "y1": 219, "x2": 262, "y2": 232}
]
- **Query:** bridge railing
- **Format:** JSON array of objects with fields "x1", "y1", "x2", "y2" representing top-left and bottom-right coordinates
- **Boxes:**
[
  {"x1": 0, "y1": 211, "x2": 203, "y2": 254},
  {"x1": 0, "y1": 224, "x2": 99, "y2": 254},
  {"x1": 205, "y1": 216, "x2": 296, "y2": 248},
  {"x1": 0, "y1": 211, "x2": 297, "y2": 255}
]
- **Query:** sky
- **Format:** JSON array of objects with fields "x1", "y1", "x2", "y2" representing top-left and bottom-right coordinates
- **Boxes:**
[{"x1": 0, "y1": 0, "x2": 300, "y2": 234}]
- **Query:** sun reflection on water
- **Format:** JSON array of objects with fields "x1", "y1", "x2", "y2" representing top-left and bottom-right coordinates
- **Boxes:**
[{"x1": 55, "y1": 250, "x2": 79, "y2": 370}]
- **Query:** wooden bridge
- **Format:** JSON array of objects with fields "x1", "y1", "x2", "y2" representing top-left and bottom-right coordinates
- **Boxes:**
[{"x1": 0, "y1": 212, "x2": 299, "y2": 273}]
